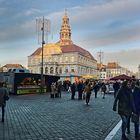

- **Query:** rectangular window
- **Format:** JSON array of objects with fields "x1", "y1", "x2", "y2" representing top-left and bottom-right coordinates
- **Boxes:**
[
  {"x1": 65, "y1": 69, "x2": 68, "y2": 73},
  {"x1": 65, "y1": 57, "x2": 68, "y2": 61},
  {"x1": 71, "y1": 69, "x2": 75, "y2": 72},
  {"x1": 71, "y1": 57, "x2": 74, "y2": 62}
]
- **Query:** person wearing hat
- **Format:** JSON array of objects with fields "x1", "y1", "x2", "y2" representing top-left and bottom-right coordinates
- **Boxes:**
[{"x1": 0, "y1": 81, "x2": 9, "y2": 122}]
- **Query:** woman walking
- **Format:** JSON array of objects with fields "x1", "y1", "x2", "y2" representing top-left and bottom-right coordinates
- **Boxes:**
[
  {"x1": 101, "y1": 83, "x2": 107, "y2": 99},
  {"x1": 84, "y1": 82, "x2": 92, "y2": 105}
]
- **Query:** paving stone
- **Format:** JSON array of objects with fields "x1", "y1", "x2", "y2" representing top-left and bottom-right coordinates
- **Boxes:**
[{"x1": 0, "y1": 92, "x2": 121, "y2": 140}]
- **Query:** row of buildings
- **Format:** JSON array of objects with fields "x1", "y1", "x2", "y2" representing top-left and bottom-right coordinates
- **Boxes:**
[
  {"x1": 97, "y1": 62, "x2": 134, "y2": 80},
  {"x1": 0, "y1": 61, "x2": 136, "y2": 79},
  {"x1": 0, "y1": 12, "x2": 138, "y2": 80}
]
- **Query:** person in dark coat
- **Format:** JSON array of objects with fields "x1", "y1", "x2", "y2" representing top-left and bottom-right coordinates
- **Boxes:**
[
  {"x1": 84, "y1": 82, "x2": 92, "y2": 105},
  {"x1": 101, "y1": 83, "x2": 107, "y2": 99},
  {"x1": 93, "y1": 83, "x2": 99, "y2": 98},
  {"x1": 77, "y1": 81, "x2": 84, "y2": 100},
  {"x1": 70, "y1": 82, "x2": 76, "y2": 100},
  {"x1": 131, "y1": 81, "x2": 140, "y2": 139},
  {"x1": 0, "y1": 82, "x2": 9, "y2": 122},
  {"x1": 113, "y1": 81, "x2": 120, "y2": 98},
  {"x1": 113, "y1": 80, "x2": 136, "y2": 140},
  {"x1": 50, "y1": 82, "x2": 55, "y2": 98},
  {"x1": 57, "y1": 81, "x2": 62, "y2": 98}
]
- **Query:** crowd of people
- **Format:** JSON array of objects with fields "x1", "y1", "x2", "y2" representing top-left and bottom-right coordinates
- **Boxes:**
[
  {"x1": 50, "y1": 79, "x2": 140, "y2": 140},
  {"x1": 50, "y1": 79, "x2": 114, "y2": 104},
  {"x1": 1, "y1": 78, "x2": 140, "y2": 140}
]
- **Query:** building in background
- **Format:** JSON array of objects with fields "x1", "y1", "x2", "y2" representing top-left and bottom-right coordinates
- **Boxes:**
[
  {"x1": 97, "y1": 63, "x2": 106, "y2": 79},
  {"x1": 0, "y1": 64, "x2": 26, "y2": 72},
  {"x1": 28, "y1": 12, "x2": 97, "y2": 82},
  {"x1": 106, "y1": 62, "x2": 133, "y2": 79},
  {"x1": 137, "y1": 65, "x2": 140, "y2": 79},
  {"x1": 96, "y1": 62, "x2": 134, "y2": 80}
]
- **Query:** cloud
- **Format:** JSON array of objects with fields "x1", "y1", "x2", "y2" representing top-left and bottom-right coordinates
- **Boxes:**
[
  {"x1": 0, "y1": 19, "x2": 36, "y2": 44},
  {"x1": 0, "y1": 0, "x2": 4, "y2": 3},
  {"x1": 80, "y1": 23, "x2": 140, "y2": 47},
  {"x1": 47, "y1": 11, "x2": 64, "y2": 34},
  {"x1": 0, "y1": 6, "x2": 42, "y2": 44},
  {"x1": 21, "y1": 8, "x2": 41, "y2": 17},
  {"x1": 0, "y1": 8, "x2": 6, "y2": 15},
  {"x1": 24, "y1": 8, "x2": 40, "y2": 16},
  {"x1": 0, "y1": 7, "x2": 62, "y2": 44},
  {"x1": 103, "y1": 48, "x2": 140, "y2": 72},
  {"x1": 65, "y1": 0, "x2": 140, "y2": 48},
  {"x1": 70, "y1": 0, "x2": 140, "y2": 25},
  {"x1": 1, "y1": 0, "x2": 140, "y2": 47}
]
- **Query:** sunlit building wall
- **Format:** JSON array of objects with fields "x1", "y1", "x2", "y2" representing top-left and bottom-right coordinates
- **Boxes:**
[{"x1": 28, "y1": 12, "x2": 97, "y2": 78}]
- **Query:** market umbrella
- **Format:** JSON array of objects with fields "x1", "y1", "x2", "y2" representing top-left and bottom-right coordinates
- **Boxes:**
[{"x1": 110, "y1": 74, "x2": 132, "y2": 80}]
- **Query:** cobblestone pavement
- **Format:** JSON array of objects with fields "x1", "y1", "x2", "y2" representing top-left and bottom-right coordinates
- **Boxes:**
[
  {"x1": 0, "y1": 92, "x2": 120, "y2": 140},
  {"x1": 112, "y1": 120, "x2": 139, "y2": 140}
]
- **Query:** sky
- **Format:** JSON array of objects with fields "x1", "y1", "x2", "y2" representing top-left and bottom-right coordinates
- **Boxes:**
[{"x1": 0, "y1": 0, "x2": 140, "y2": 73}]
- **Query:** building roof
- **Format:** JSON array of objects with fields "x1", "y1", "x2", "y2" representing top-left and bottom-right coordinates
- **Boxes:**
[
  {"x1": 60, "y1": 44, "x2": 96, "y2": 60},
  {"x1": 107, "y1": 62, "x2": 120, "y2": 69},
  {"x1": 97, "y1": 63, "x2": 106, "y2": 70},
  {"x1": 0, "y1": 64, "x2": 25, "y2": 72},
  {"x1": 2, "y1": 64, "x2": 25, "y2": 69},
  {"x1": 29, "y1": 43, "x2": 96, "y2": 61},
  {"x1": 30, "y1": 48, "x2": 42, "y2": 56},
  {"x1": 30, "y1": 43, "x2": 62, "y2": 56}
]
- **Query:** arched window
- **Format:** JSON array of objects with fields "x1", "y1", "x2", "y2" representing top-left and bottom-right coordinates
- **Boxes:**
[
  {"x1": 56, "y1": 67, "x2": 58, "y2": 74},
  {"x1": 50, "y1": 67, "x2": 54, "y2": 74},
  {"x1": 45, "y1": 67, "x2": 48, "y2": 74},
  {"x1": 59, "y1": 68, "x2": 62, "y2": 74},
  {"x1": 65, "y1": 68, "x2": 68, "y2": 73}
]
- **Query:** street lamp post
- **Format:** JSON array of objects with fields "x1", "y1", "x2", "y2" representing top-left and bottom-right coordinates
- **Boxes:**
[
  {"x1": 36, "y1": 17, "x2": 50, "y2": 93},
  {"x1": 41, "y1": 18, "x2": 45, "y2": 93},
  {"x1": 97, "y1": 50, "x2": 104, "y2": 79}
]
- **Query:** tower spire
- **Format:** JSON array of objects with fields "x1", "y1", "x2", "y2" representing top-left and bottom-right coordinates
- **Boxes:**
[
  {"x1": 64, "y1": 8, "x2": 67, "y2": 16},
  {"x1": 60, "y1": 10, "x2": 72, "y2": 45}
]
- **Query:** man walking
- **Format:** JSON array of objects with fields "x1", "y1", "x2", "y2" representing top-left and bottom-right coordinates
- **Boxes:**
[
  {"x1": 131, "y1": 81, "x2": 140, "y2": 139},
  {"x1": 113, "y1": 81, "x2": 120, "y2": 98},
  {"x1": 113, "y1": 81, "x2": 135, "y2": 140},
  {"x1": 0, "y1": 81, "x2": 9, "y2": 122},
  {"x1": 93, "y1": 83, "x2": 99, "y2": 98}
]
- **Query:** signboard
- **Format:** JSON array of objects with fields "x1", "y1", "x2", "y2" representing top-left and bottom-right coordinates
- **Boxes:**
[{"x1": 17, "y1": 88, "x2": 47, "y2": 95}]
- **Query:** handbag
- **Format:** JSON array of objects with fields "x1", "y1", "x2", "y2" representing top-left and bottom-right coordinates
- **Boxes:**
[{"x1": 131, "y1": 113, "x2": 139, "y2": 123}]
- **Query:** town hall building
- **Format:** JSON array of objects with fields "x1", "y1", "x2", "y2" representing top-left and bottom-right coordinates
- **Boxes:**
[{"x1": 28, "y1": 12, "x2": 97, "y2": 81}]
